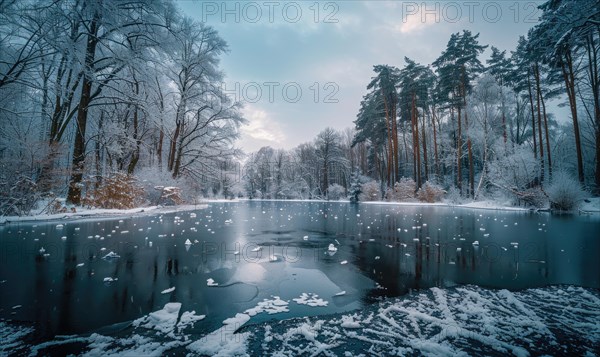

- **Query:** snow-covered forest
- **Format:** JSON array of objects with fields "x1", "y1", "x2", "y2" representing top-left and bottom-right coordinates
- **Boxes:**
[
  {"x1": 244, "y1": 1, "x2": 600, "y2": 208},
  {"x1": 1, "y1": 0, "x2": 599, "y2": 215},
  {"x1": 0, "y1": 0, "x2": 244, "y2": 215}
]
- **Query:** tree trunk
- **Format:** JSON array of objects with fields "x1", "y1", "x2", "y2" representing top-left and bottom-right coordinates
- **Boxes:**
[
  {"x1": 95, "y1": 111, "x2": 104, "y2": 190},
  {"x1": 432, "y1": 105, "x2": 440, "y2": 180},
  {"x1": 66, "y1": 11, "x2": 100, "y2": 205},
  {"x1": 585, "y1": 33, "x2": 600, "y2": 192},
  {"x1": 541, "y1": 85, "x2": 552, "y2": 180},
  {"x1": 421, "y1": 109, "x2": 428, "y2": 183},
  {"x1": 381, "y1": 88, "x2": 393, "y2": 186},
  {"x1": 172, "y1": 133, "x2": 184, "y2": 179},
  {"x1": 561, "y1": 50, "x2": 585, "y2": 184},
  {"x1": 464, "y1": 105, "x2": 474, "y2": 198},
  {"x1": 127, "y1": 80, "x2": 141, "y2": 175},
  {"x1": 457, "y1": 106, "x2": 462, "y2": 195},
  {"x1": 534, "y1": 63, "x2": 545, "y2": 183},
  {"x1": 527, "y1": 72, "x2": 537, "y2": 160}
]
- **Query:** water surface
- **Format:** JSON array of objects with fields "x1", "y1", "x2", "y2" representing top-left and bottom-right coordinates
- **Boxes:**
[{"x1": 0, "y1": 201, "x2": 598, "y2": 344}]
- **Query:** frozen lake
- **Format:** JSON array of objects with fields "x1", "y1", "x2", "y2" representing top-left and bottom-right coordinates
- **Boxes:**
[{"x1": 1, "y1": 201, "x2": 599, "y2": 354}]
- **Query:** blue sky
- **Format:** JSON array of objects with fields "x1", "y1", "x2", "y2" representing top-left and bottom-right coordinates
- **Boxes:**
[{"x1": 177, "y1": 1, "x2": 543, "y2": 152}]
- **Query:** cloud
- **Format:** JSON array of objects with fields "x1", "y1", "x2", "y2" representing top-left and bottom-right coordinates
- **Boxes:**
[
  {"x1": 240, "y1": 105, "x2": 285, "y2": 146},
  {"x1": 395, "y1": 8, "x2": 437, "y2": 34}
]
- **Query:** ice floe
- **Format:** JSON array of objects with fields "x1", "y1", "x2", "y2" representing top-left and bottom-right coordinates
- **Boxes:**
[
  {"x1": 161, "y1": 287, "x2": 175, "y2": 294},
  {"x1": 245, "y1": 296, "x2": 289, "y2": 316},
  {"x1": 207, "y1": 278, "x2": 218, "y2": 286},
  {"x1": 293, "y1": 293, "x2": 329, "y2": 307}
]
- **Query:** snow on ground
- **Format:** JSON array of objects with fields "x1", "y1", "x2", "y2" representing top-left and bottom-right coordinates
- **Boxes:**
[
  {"x1": 364, "y1": 199, "x2": 530, "y2": 212},
  {"x1": 0, "y1": 204, "x2": 208, "y2": 225},
  {"x1": 5, "y1": 285, "x2": 599, "y2": 356},
  {"x1": 580, "y1": 197, "x2": 600, "y2": 213}
]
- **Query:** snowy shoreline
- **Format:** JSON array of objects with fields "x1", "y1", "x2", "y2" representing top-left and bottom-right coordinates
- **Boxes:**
[
  {"x1": 2, "y1": 197, "x2": 598, "y2": 225},
  {"x1": 0, "y1": 204, "x2": 208, "y2": 225}
]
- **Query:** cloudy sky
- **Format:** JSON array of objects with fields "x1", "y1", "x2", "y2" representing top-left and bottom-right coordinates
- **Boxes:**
[{"x1": 177, "y1": 1, "x2": 543, "y2": 152}]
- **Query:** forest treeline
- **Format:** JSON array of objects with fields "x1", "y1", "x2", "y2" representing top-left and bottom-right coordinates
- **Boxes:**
[
  {"x1": 0, "y1": 0, "x2": 244, "y2": 214},
  {"x1": 0, "y1": 0, "x2": 598, "y2": 215},
  {"x1": 243, "y1": 0, "x2": 599, "y2": 208}
]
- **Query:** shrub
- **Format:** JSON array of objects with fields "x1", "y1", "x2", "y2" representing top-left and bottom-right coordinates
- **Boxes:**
[
  {"x1": 83, "y1": 172, "x2": 146, "y2": 209},
  {"x1": 359, "y1": 181, "x2": 381, "y2": 201},
  {"x1": 0, "y1": 175, "x2": 39, "y2": 216},
  {"x1": 417, "y1": 181, "x2": 446, "y2": 203},
  {"x1": 157, "y1": 186, "x2": 184, "y2": 206},
  {"x1": 327, "y1": 184, "x2": 346, "y2": 200},
  {"x1": 547, "y1": 171, "x2": 586, "y2": 211},
  {"x1": 386, "y1": 178, "x2": 416, "y2": 201},
  {"x1": 445, "y1": 186, "x2": 464, "y2": 204}
]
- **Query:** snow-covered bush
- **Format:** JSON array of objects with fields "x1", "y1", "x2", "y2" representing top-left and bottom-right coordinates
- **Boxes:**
[
  {"x1": 386, "y1": 178, "x2": 416, "y2": 201},
  {"x1": 359, "y1": 181, "x2": 381, "y2": 201},
  {"x1": 0, "y1": 175, "x2": 39, "y2": 216},
  {"x1": 45, "y1": 195, "x2": 68, "y2": 214},
  {"x1": 417, "y1": 181, "x2": 446, "y2": 203},
  {"x1": 445, "y1": 186, "x2": 464, "y2": 204},
  {"x1": 83, "y1": 172, "x2": 146, "y2": 209},
  {"x1": 517, "y1": 187, "x2": 547, "y2": 208},
  {"x1": 156, "y1": 186, "x2": 184, "y2": 206},
  {"x1": 547, "y1": 171, "x2": 586, "y2": 211},
  {"x1": 487, "y1": 144, "x2": 540, "y2": 191},
  {"x1": 327, "y1": 184, "x2": 346, "y2": 200}
]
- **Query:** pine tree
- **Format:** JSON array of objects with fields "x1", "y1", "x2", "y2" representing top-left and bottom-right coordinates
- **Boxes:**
[
  {"x1": 349, "y1": 169, "x2": 362, "y2": 203},
  {"x1": 433, "y1": 31, "x2": 487, "y2": 198}
]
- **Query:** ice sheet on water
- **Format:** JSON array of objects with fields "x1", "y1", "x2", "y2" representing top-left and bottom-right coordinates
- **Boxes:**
[
  {"x1": 0, "y1": 321, "x2": 35, "y2": 355},
  {"x1": 245, "y1": 285, "x2": 600, "y2": 356},
  {"x1": 132, "y1": 302, "x2": 181, "y2": 335},
  {"x1": 8, "y1": 286, "x2": 600, "y2": 356}
]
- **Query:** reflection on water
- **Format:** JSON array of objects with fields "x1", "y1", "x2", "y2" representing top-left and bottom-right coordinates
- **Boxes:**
[{"x1": 0, "y1": 201, "x2": 598, "y2": 343}]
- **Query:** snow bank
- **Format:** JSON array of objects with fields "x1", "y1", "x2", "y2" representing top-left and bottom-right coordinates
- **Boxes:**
[
  {"x1": 0, "y1": 204, "x2": 208, "y2": 225},
  {"x1": 364, "y1": 199, "x2": 529, "y2": 212},
  {"x1": 580, "y1": 197, "x2": 600, "y2": 213}
]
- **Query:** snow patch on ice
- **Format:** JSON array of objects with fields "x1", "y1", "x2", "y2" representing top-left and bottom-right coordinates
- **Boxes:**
[
  {"x1": 161, "y1": 287, "x2": 175, "y2": 294},
  {"x1": 293, "y1": 293, "x2": 329, "y2": 307},
  {"x1": 132, "y1": 302, "x2": 181, "y2": 335},
  {"x1": 245, "y1": 296, "x2": 289, "y2": 316},
  {"x1": 207, "y1": 278, "x2": 219, "y2": 286}
]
